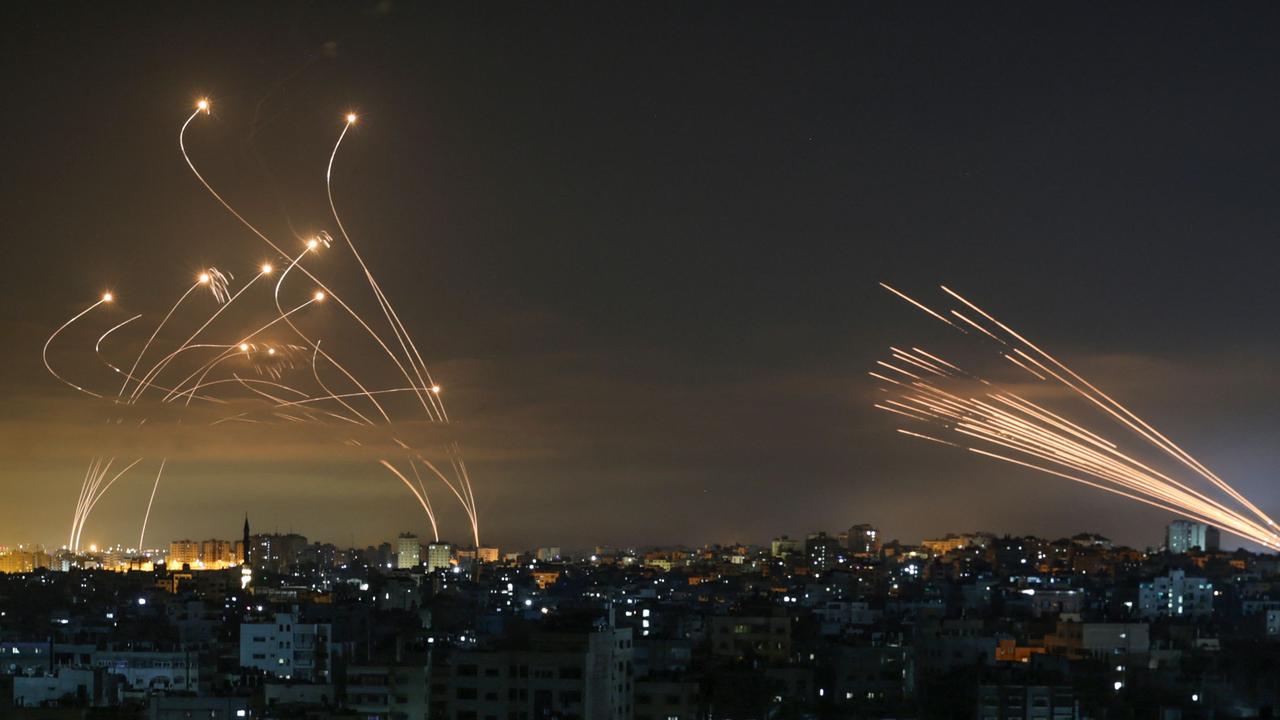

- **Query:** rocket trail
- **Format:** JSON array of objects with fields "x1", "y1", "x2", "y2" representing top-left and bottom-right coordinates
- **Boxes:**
[{"x1": 875, "y1": 283, "x2": 1279, "y2": 550}]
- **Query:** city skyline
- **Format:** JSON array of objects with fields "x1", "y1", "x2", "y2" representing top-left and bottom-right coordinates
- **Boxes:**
[{"x1": 4, "y1": 4, "x2": 1280, "y2": 556}]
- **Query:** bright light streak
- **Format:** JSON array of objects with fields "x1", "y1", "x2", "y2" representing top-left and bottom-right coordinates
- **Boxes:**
[{"x1": 876, "y1": 283, "x2": 1279, "y2": 550}]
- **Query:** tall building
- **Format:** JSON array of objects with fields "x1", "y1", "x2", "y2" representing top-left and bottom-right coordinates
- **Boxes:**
[
  {"x1": 1166, "y1": 520, "x2": 1220, "y2": 553},
  {"x1": 396, "y1": 533, "x2": 421, "y2": 569},
  {"x1": 250, "y1": 533, "x2": 308, "y2": 573},
  {"x1": 168, "y1": 540, "x2": 199, "y2": 568},
  {"x1": 805, "y1": 532, "x2": 839, "y2": 572},
  {"x1": 199, "y1": 539, "x2": 236, "y2": 566},
  {"x1": 846, "y1": 524, "x2": 881, "y2": 556},
  {"x1": 426, "y1": 541, "x2": 453, "y2": 572}
]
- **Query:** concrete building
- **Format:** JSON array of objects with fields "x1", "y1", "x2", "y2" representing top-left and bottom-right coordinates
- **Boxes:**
[
  {"x1": 150, "y1": 696, "x2": 252, "y2": 720},
  {"x1": 426, "y1": 541, "x2": 453, "y2": 572},
  {"x1": 345, "y1": 664, "x2": 430, "y2": 720},
  {"x1": 805, "y1": 532, "x2": 839, "y2": 572},
  {"x1": 0, "y1": 548, "x2": 52, "y2": 574},
  {"x1": 435, "y1": 623, "x2": 633, "y2": 720},
  {"x1": 846, "y1": 524, "x2": 881, "y2": 556},
  {"x1": 1138, "y1": 569, "x2": 1214, "y2": 619},
  {"x1": 710, "y1": 613, "x2": 792, "y2": 664},
  {"x1": 771, "y1": 536, "x2": 801, "y2": 559},
  {"x1": 239, "y1": 612, "x2": 333, "y2": 681},
  {"x1": 976, "y1": 684, "x2": 1079, "y2": 720},
  {"x1": 1166, "y1": 520, "x2": 1220, "y2": 554},
  {"x1": 635, "y1": 677, "x2": 699, "y2": 720},
  {"x1": 94, "y1": 648, "x2": 201, "y2": 693},
  {"x1": 1044, "y1": 622, "x2": 1149, "y2": 659},
  {"x1": 249, "y1": 533, "x2": 308, "y2": 573},
  {"x1": 199, "y1": 539, "x2": 237, "y2": 566},
  {"x1": 396, "y1": 532, "x2": 421, "y2": 569},
  {"x1": 12, "y1": 667, "x2": 103, "y2": 708},
  {"x1": 167, "y1": 540, "x2": 199, "y2": 568}
]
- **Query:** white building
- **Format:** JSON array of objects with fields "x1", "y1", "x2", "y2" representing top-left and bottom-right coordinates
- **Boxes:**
[
  {"x1": 240, "y1": 612, "x2": 333, "y2": 681},
  {"x1": 1138, "y1": 570, "x2": 1214, "y2": 619},
  {"x1": 94, "y1": 649, "x2": 200, "y2": 693},
  {"x1": 396, "y1": 533, "x2": 421, "y2": 569},
  {"x1": 12, "y1": 668, "x2": 101, "y2": 708},
  {"x1": 1166, "y1": 520, "x2": 1220, "y2": 553}
]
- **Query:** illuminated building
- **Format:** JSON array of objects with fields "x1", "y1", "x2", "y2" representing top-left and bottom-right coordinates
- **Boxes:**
[
  {"x1": 200, "y1": 539, "x2": 236, "y2": 566},
  {"x1": 250, "y1": 533, "x2": 308, "y2": 573},
  {"x1": 455, "y1": 546, "x2": 499, "y2": 564},
  {"x1": 0, "y1": 549, "x2": 52, "y2": 574},
  {"x1": 770, "y1": 535, "x2": 800, "y2": 559},
  {"x1": 396, "y1": 533, "x2": 421, "y2": 569},
  {"x1": 1138, "y1": 569, "x2": 1214, "y2": 619},
  {"x1": 426, "y1": 541, "x2": 453, "y2": 572},
  {"x1": 846, "y1": 524, "x2": 881, "y2": 557},
  {"x1": 168, "y1": 540, "x2": 199, "y2": 568},
  {"x1": 805, "y1": 532, "x2": 839, "y2": 572},
  {"x1": 921, "y1": 533, "x2": 991, "y2": 556},
  {"x1": 1166, "y1": 520, "x2": 1220, "y2": 554}
]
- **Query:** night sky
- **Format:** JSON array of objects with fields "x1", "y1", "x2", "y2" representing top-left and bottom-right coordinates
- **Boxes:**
[{"x1": 2, "y1": 3, "x2": 1278, "y2": 552}]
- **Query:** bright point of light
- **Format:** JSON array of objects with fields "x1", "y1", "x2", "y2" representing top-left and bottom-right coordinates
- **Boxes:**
[
  {"x1": 261, "y1": 263, "x2": 273, "y2": 274},
  {"x1": 88, "y1": 544, "x2": 97, "y2": 553},
  {"x1": 1113, "y1": 681, "x2": 1123, "y2": 691},
  {"x1": 267, "y1": 348, "x2": 276, "y2": 356},
  {"x1": 102, "y1": 292, "x2": 113, "y2": 303},
  {"x1": 431, "y1": 385, "x2": 441, "y2": 393},
  {"x1": 313, "y1": 291, "x2": 326, "y2": 302},
  {"x1": 239, "y1": 343, "x2": 249, "y2": 352},
  {"x1": 346, "y1": 113, "x2": 357, "y2": 124},
  {"x1": 198, "y1": 272, "x2": 210, "y2": 284},
  {"x1": 137, "y1": 597, "x2": 147, "y2": 606},
  {"x1": 1192, "y1": 694, "x2": 1199, "y2": 702},
  {"x1": 306, "y1": 238, "x2": 319, "y2": 249}
]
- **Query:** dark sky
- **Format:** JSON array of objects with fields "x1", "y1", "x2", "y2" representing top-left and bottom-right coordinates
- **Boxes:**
[{"x1": 2, "y1": 2, "x2": 1278, "y2": 553}]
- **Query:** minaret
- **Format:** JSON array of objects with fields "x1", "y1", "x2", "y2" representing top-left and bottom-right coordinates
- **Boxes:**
[
  {"x1": 240, "y1": 513, "x2": 254, "y2": 591},
  {"x1": 243, "y1": 513, "x2": 251, "y2": 566}
]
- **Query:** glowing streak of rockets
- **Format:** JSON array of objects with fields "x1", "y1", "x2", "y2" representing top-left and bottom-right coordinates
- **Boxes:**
[
  {"x1": 43, "y1": 97, "x2": 482, "y2": 552},
  {"x1": 873, "y1": 284, "x2": 1279, "y2": 550}
]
